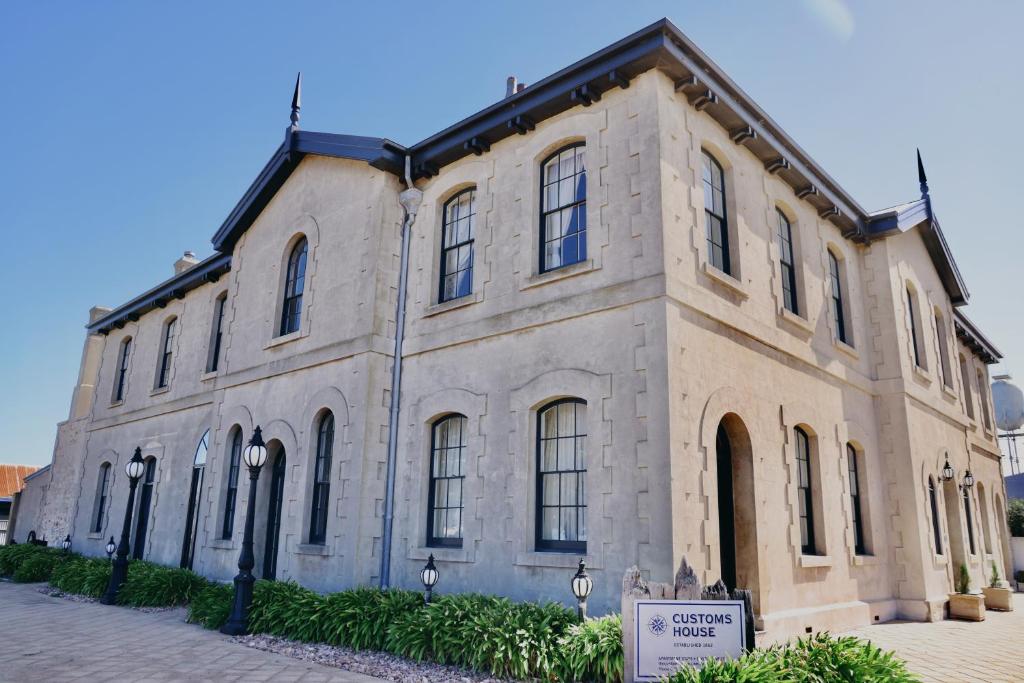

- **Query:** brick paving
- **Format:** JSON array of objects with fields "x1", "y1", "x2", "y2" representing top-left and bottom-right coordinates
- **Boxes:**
[
  {"x1": 0, "y1": 581, "x2": 383, "y2": 682},
  {"x1": 842, "y1": 593, "x2": 1024, "y2": 682}
]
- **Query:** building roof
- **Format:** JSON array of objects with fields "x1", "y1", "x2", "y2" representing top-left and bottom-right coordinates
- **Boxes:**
[
  {"x1": 0, "y1": 464, "x2": 39, "y2": 502},
  {"x1": 88, "y1": 17, "x2": 987, "y2": 342},
  {"x1": 955, "y1": 310, "x2": 1002, "y2": 364}
]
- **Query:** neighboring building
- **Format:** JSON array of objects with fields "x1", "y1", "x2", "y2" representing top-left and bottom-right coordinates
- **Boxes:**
[
  {"x1": 0, "y1": 464, "x2": 39, "y2": 544},
  {"x1": 18, "y1": 19, "x2": 1010, "y2": 639}
]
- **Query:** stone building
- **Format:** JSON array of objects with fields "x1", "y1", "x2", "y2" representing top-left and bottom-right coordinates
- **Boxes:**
[{"x1": 16, "y1": 18, "x2": 1010, "y2": 639}]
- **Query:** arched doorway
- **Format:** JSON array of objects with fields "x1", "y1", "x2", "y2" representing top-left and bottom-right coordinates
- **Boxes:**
[
  {"x1": 180, "y1": 431, "x2": 208, "y2": 569},
  {"x1": 132, "y1": 457, "x2": 157, "y2": 560},
  {"x1": 715, "y1": 414, "x2": 759, "y2": 610},
  {"x1": 262, "y1": 447, "x2": 287, "y2": 580}
]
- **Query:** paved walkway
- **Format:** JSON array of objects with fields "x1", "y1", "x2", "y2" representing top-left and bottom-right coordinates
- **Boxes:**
[
  {"x1": 0, "y1": 581, "x2": 382, "y2": 682},
  {"x1": 842, "y1": 593, "x2": 1024, "y2": 682}
]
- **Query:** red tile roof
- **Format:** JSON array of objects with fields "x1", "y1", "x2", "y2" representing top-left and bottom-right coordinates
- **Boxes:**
[{"x1": 0, "y1": 465, "x2": 38, "y2": 499}]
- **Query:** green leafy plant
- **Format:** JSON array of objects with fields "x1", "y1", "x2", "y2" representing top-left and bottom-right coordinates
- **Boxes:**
[
  {"x1": 249, "y1": 580, "x2": 325, "y2": 641},
  {"x1": 116, "y1": 561, "x2": 208, "y2": 607},
  {"x1": 12, "y1": 548, "x2": 65, "y2": 583},
  {"x1": 1007, "y1": 499, "x2": 1024, "y2": 537},
  {"x1": 187, "y1": 582, "x2": 234, "y2": 629},
  {"x1": 956, "y1": 563, "x2": 971, "y2": 595},
  {"x1": 557, "y1": 613, "x2": 624, "y2": 683},
  {"x1": 990, "y1": 561, "x2": 1001, "y2": 588},
  {"x1": 49, "y1": 556, "x2": 112, "y2": 598},
  {"x1": 0, "y1": 543, "x2": 50, "y2": 577}
]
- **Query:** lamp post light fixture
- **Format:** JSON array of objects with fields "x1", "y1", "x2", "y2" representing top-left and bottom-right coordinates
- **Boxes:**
[
  {"x1": 941, "y1": 458, "x2": 955, "y2": 482},
  {"x1": 61, "y1": 535, "x2": 72, "y2": 553},
  {"x1": 963, "y1": 469, "x2": 975, "y2": 489},
  {"x1": 105, "y1": 537, "x2": 116, "y2": 560},
  {"x1": 100, "y1": 448, "x2": 147, "y2": 605},
  {"x1": 571, "y1": 558, "x2": 594, "y2": 621},
  {"x1": 221, "y1": 426, "x2": 268, "y2": 636},
  {"x1": 420, "y1": 554, "x2": 439, "y2": 604}
]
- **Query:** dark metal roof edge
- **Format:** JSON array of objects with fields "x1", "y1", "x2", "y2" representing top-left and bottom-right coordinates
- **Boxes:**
[
  {"x1": 923, "y1": 216, "x2": 969, "y2": 305},
  {"x1": 954, "y1": 309, "x2": 1002, "y2": 364},
  {"x1": 87, "y1": 252, "x2": 232, "y2": 334},
  {"x1": 22, "y1": 464, "x2": 51, "y2": 483}
]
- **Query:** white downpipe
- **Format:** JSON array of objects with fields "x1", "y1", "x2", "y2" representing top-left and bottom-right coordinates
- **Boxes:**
[{"x1": 380, "y1": 156, "x2": 422, "y2": 588}]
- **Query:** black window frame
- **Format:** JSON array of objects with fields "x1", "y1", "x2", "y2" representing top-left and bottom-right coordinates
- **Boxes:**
[
  {"x1": 92, "y1": 463, "x2": 111, "y2": 533},
  {"x1": 963, "y1": 485, "x2": 977, "y2": 555},
  {"x1": 539, "y1": 143, "x2": 587, "y2": 273},
  {"x1": 795, "y1": 426, "x2": 816, "y2": 555},
  {"x1": 114, "y1": 337, "x2": 131, "y2": 402},
  {"x1": 847, "y1": 443, "x2": 866, "y2": 555},
  {"x1": 208, "y1": 294, "x2": 227, "y2": 373},
  {"x1": 427, "y1": 414, "x2": 467, "y2": 548},
  {"x1": 439, "y1": 189, "x2": 476, "y2": 303},
  {"x1": 156, "y1": 318, "x2": 176, "y2": 389},
  {"x1": 279, "y1": 237, "x2": 308, "y2": 337},
  {"x1": 828, "y1": 250, "x2": 848, "y2": 345},
  {"x1": 132, "y1": 457, "x2": 157, "y2": 560},
  {"x1": 776, "y1": 209, "x2": 799, "y2": 315},
  {"x1": 308, "y1": 411, "x2": 334, "y2": 545},
  {"x1": 977, "y1": 369, "x2": 992, "y2": 430},
  {"x1": 535, "y1": 398, "x2": 587, "y2": 553},
  {"x1": 222, "y1": 429, "x2": 243, "y2": 539},
  {"x1": 929, "y1": 477, "x2": 943, "y2": 554},
  {"x1": 935, "y1": 311, "x2": 953, "y2": 388},
  {"x1": 702, "y1": 150, "x2": 730, "y2": 274},
  {"x1": 907, "y1": 287, "x2": 923, "y2": 368}
]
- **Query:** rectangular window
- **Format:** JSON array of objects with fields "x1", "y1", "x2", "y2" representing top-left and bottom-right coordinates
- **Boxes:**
[
  {"x1": 208, "y1": 296, "x2": 226, "y2": 373},
  {"x1": 935, "y1": 313, "x2": 953, "y2": 388},
  {"x1": 776, "y1": 209, "x2": 798, "y2": 315},
  {"x1": 847, "y1": 444, "x2": 866, "y2": 555},
  {"x1": 222, "y1": 431, "x2": 242, "y2": 539},
  {"x1": 907, "y1": 288, "x2": 923, "y2": 368},
  {"x1": 702, "y1": 151, "x2": 730, "y2": 274},
  {"x1": 978, "y1": 369, "x2": 992, "y2": 430},
  {"x1": 113, "y1": 338, "x2": 131, "y2": 402},
  {"x1": 156, "y1": 319, "x2": 176, "y2": 388},
  {"x1": 963, "y1": 487, "x2": 977, "y2": 554},
  {"x1": 92, "y1": 464, "x2": 111, "y2": 533},
  {"x1": 960, "y1": 356, "x2": 975, "y2": 419},
  {"x1": 536, "y1": 400, "x2": 587, "y2": 552},
  {"x1": 309, "y1": 413, "x2": 334, "y2": 545},
  {"x1": 828, "y1": 251, "x2": 849, "y2": 345},
  {"x1": 540, "y1": 145, "x2": 587, "y2": 272},
  {"x1": 427, "y1": 415, "x2": 466, "y2": 547},
  {"x1": 439, "y1": 190, "x2": 476, "y2": 302},
  {"x1": 929, "y1": 478, "x2": 943, "y2": 554},
  {"x1": 795, "y1": 427, "x2": 815, "y2": 554}
]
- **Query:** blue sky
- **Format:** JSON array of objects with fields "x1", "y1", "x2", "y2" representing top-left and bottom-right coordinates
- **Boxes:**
[{"x1": 1, "y1": 2, "x2": 1021, "y2": 467}]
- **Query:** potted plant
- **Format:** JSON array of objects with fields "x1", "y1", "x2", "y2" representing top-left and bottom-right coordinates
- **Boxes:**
[
  {"x1": 948, "y1": 563, "x2": 985, "y2": 621},
  {"x1": 982, "y1": 561, "x2": 1014, "y2": 611}
]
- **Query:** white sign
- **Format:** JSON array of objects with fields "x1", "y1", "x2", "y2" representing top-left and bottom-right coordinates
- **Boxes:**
[{"x1": 633, "y1": 599, "x2": 745, "y2": 681}]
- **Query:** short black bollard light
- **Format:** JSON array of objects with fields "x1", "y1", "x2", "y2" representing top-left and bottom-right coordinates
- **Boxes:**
[
  {"x1": 105, "y1": 536, "x2": 117, "y2": 560},
  {"x1": 61, "y1": 535, "x2": 72, "y2": 553},
  {"x1": 571, "y1": 558, "x2": 593, "y2": 621},
  {"x1": 221, "y1": 426, "x2": 268, "y2": 636},
  {"x1": 100, "y1": 448, "x2": 147, "y2": 605},
  {"x1": 420, "y1": 554, "x2": 439, "y2": 604}
]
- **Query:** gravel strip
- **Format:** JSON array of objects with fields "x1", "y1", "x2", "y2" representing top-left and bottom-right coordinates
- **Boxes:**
[
  {"x1": 36, "y1": 585, "x2": 180, "y2": 613},
  {"x1": 234, "y1": 633, "x2": 512, "y2": 683}
]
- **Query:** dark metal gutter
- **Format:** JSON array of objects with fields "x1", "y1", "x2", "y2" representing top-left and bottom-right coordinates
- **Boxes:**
[{"x1": 954, "y1": 310, "x2": 1002, "y2": 364}]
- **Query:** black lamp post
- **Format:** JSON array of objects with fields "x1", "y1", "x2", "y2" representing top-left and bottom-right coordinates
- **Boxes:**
[
  {"x1": 941, "y1": 458, "x2": 955, "y2": 482},
  {"x1": 100, "y1": 448, "x2": 146, "y2": 605},
  {"x1": 105, "y1": 537, "x2": 116, "y2": 561},
  {"x1": 221, "y1": 426, "x2": 268, "y2": 636},
  {"x1": 420, "y1": 554, "x2": 439, "y2": 604},
  {"x1": 61, "y1": 535, "x2": 72, "y2": 553},
  {"x1": 571, "y1": 559, "x2": 594, "y2": 621}
]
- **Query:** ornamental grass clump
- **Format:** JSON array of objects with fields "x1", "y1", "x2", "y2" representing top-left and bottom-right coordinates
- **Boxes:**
[
  {"x1": 12, "y1": 548, "x2": 66, "y2": 583},
  {"x1": 249, "y1": 580, "x2": 326, "y2": 641},
  {"x1": 49, "y1": 556, "x2": 111, "y2": 598},
  {"x1": 187, "y1": 581, "x2": 234, "y2": 629},
  {"x1": 557, "y1": 613, "x2": 624, "y2": 683},
  {"x1": 0, "y1": 543, "x2": 50, "y2": 577},
  {"x1": 116, "y1": 561, "x2": 208, "y2": 607}
]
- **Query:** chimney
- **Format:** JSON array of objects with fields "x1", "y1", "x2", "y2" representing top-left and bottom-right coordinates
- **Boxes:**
[
  {"x1": 506, "y1": 76, "x2": 518, "y2": 98},
  {"x1": 174, "y1": 250, "x2": 199, "y2": 275},
  {"x1": 516, "y1": 82, "x2": 526, "y2": 93}
]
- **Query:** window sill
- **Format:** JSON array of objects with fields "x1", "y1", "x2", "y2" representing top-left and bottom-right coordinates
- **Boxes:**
[
  {"x1": 832, "y1": 338, "x2": 859, "y2": 360},
  {"x1": 295, "y1": 543, "x2": 332, "y2": 557},
  {"x1": 941, "y1": 384, "x2": 958, "y2": 400},
  {"x1": 149, "y1": 386, "x2": 170, "y2": 397},
  {"x1": 423, "y1": 295, "x2": 479, "y2": 318},
  {"x1": 702, "y1": 262, "x2": 749, "y2": 299},
  {"x1": 777, "y1": 307, "x2": 814, "y2": 336},
  {"x1": 515, "y1": 551, "x2": 597, "y2": 569},
  {"x1": 932, "y1": 553, "x2": 948, "y2": 566},
  {"x1": 912, "y1": 364, "x2": 932, "y2": 385},
  {"x1": 87, "y1": 532, "x2": 102, "y2": 540},
  {"x1": 207, "y1": 539, "x2": 235, "y2": 550},
  {"x1": 522, "y1": 259, "x2": 596, "y2": 291},
  {"x1": 108, "y1": 400, "x2": 124, "y2": 408},
  {"x1": 852, "y1": 554, "x2": 878, "y2": 566},
  {"x1": 798, "y1": 554, "x2": 832, "y2": 569},
  {"x1": 265, "y1": 329, "x2": 305, "y2": 350},
  {"x1": 409, "y1": 546, "x2": 471, "y2": 563},
  {"x1": 200, "y1": 370, "x2": 219, "y2": 382}
]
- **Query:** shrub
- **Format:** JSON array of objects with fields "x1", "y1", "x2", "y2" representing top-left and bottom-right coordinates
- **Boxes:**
[
  {"x1": 249, "y1": 581, "x2": 325, "y2": 641},
  {"x1": 12, "y1": 549, "x2": 65, "y2": 583},
  {"x1": 557, "y1": 613, "x2": 624, "y2": 683},
  {"x1": 49, "y1": 556, "x2": 111, "y2": 598},
  {"x1": 0, "y1": 543, "x2": 50, "y2": 577},
  {"x1": 187, "y1": 582, "x2": 233, "y2": 629},
  {"x1": 1008, "y1": 499, "x2": 1024, "y2": 537},
  {"x1": 116, "y1": 561, "x2": 208, "y2": 607},
  {"x1": 990, "y1": 561, "x2": 1001, "y2": 588},
  {"x1": 956, "y1": 563, "x2": 971, "y2": 595}
]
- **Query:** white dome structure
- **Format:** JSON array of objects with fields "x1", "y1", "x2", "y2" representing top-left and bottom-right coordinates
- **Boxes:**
[{"x1": 992, "y1": 374, "x2": 1024, "y2": 432}]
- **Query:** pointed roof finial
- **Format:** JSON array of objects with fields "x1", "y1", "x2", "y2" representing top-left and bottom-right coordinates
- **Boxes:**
[
  {"x1": 290, "y1": 72, "x2": 302, "y2": 130},
  {"x1": 916, "y1": 148, "x2": 929, "y2": 196}
]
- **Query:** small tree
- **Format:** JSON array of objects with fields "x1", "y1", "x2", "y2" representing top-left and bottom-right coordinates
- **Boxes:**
[
  {"x1": 1008, "y1": 499, "x2": 1024, "y2": 537},
  {"x1": 990, "y1": 561, "x2": 1001, "y2": 588},
  {"x1": 956, "y1": 563, "x2": 971, "y2": 595}
]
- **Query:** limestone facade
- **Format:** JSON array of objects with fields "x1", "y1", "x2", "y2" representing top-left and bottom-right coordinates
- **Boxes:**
[{"x1": 15, "y1": 20, "x2": 1008, "y2": 640}]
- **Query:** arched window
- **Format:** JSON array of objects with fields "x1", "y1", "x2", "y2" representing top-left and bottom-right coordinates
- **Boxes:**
[
  {"x1": 794, "y1": 427, "x2": 816, "y2": 554},
  {"x1": 536, "y1": 399, "x2": 587, "y2": 552},
  {"x1": 132, "y1": 457, "x2": 157, "y2": 560},
  {"x1": 222, "y1": 428, "x2": 243, "y2": 539},
  {"x1": 776, "y1": 209, "x2": 798, "y2": 315},
  {"x1": 280, "y1": 237, "x2": 308, "y2": 336},
  {"x1": 181, "y1": 430, "x2": 208, "y2": 569},
  {"x1": 906, "y1": 285, "x2": 924, "y2": 369},
  {"x1": 155, "y1": 318, "x2": 176, "y2": 389},
  {"x1": 847, "y1": 444, "x2": 866, "y2": 555},
  {"x1": 540, "y1": 144, "x2": 587, "y2": 272},
  {"x1": 207, "y1": 293, "x2": 227, "y2": 373},
  {"x1": 963, "y1": 485, "x2": 977, "y2": 554},
  {"x1": 978, "y1": 483, "x2": 993, "y2": 555},
  {"x1": 934, "y1": 310, "x2": 953, "y2": 388},
  {"x1": 309, "y1": 412, "x2": 334, "y2": 544},
  {"x1": 960, "y1": 354, "x2": 975, "y2": 419},
  {"x1": 439, "y1": 189, "x2": 476, "y2": 302},
  {"x1": 828, "y1": 251, "x2": 850, "y2": 345},
  {"x1": 977, "y1": 369, "x2": 993, "y2": 430},
  {"x1": 702, "y1": 151, "x2": 729, "y2": 274},
  {"x1": 427, "y1": 414, "x2": 467, "y2": 547},
  {"x1": 928, "y1": 476, "x2": 943, "y2": 554},
  {"x1": 91, "y1": 463, "x2": 111, "y2": 533},
  {"x1": 113, "y1": 337, "x2": 131, "y2": 402}
]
